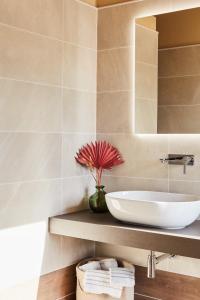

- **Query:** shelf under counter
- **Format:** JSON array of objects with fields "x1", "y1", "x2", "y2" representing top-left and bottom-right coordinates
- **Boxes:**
[{"x1": 49, "y1": 210, "x2": 200, "y2": 259}]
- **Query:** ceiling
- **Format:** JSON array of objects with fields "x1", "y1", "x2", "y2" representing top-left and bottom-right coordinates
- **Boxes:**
[{"x1": 81, "y1": 0, "x2": 135, "y2": 7}]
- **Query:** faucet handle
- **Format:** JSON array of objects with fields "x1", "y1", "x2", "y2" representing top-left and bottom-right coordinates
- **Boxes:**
[
  {"x1": 160, "y1": 157, "x2": 167, "y2": 164},
  {"x1": 160, "y1": 154, "x2": 194, "y2": 174}
]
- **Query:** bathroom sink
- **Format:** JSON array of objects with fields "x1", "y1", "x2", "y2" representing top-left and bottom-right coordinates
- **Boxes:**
[{"x1": 105, "y1": 191, "x2": 200, "y2": 229}]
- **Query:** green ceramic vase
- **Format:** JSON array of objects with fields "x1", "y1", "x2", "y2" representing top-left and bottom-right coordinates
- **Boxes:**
[{"x1": 89, "y1": 185, "x2": 108, "y2": 213}]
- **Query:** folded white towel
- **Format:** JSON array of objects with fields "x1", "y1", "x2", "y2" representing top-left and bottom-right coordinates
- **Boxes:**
[
  {"x1": 84, "y1": 270, "x2": 122, "y2": 298},
  {"x1": 79, "y1": 261, "x2": 101, "y2": 271},
  {"x1": 110, "y1": 267, "x2": 135, "y2": 288},
  {"x1": 100, "y1": 258, "x2": 118, "y2": 270}
]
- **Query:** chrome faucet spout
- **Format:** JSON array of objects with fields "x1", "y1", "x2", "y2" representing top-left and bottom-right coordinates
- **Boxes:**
[
  {"x1": 147, "y1": 251, "x2": 175, "y2": 279},
  {"x1": 160, "y1": 154, "x2": 194, "y2": 174}
]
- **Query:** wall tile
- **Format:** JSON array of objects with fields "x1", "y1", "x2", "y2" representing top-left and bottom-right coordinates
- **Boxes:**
[
  {"x1": 0, "y1": 0, "x2": 63, "y2": 39},
  {"x1": 62, "y1": 134, "x2": 95, "y2": 177},
  {"x1": 96, "y1": 243, "x2": 200, "y2": 278},
  {"x1": 0, "y1": 133, "x2": 61, "y2": 183},
  {"x1": 158, "y1": 105, "x2": 200, "y2": 134},
  {"x1": 38, "y1": 264, "x2": 76, "y2": 300},
  {"x1": 98, "y1": 48, "x2": 133, "y2": 92},
  {"x1": 135, "y1": 62, "x2": 157, "y2": 99},
  {"x1": 63, "y1": 43, "x2": 96, "y2": 91},
  {"x1": 169, "y1": 180, "x2": 200, "y2": 196},
  {"x1": 97, "y1": 0, "x2": 173, "y2": 50},
  {"x1": 61, "y1": 176, "x2": 95, "y2": 214},
  {"x1": 135, "y1": 265, "x2": 200, "y2": 299},
  {"x1": 64, "y1": 0, "x2": 97, "y2": 49},
  {"x1": 0, "y1": 25, "x2": 62, "y2": 85},
  {"x1": 98, "y1": 4, "x2": 135, "y2": 49},
  {"x1": 97, "y1": 0, "x2": 200, "y2": 50},
  {"x1": 0, "y1": 180, "x2": 61, "y2": 229},
  {"x1": 41, "y1": 233, "x2": 63, "y2": 275},
  {"x1": 158, "y1": 76, "x2": 200, "y2": 106},
  {"x1": 63, "y1": 89, "x2": 96, "y2": 133},
  {"x1": 168, "y1": 135, "x2": 200, "y2": 181},
  {"x1": 97, "y1": 91, "x2": 133, "y2": 133},
  {"x1": 97, "y1": 134, "x2": 168, "y2": 179},
  {"x1": 60, "y1": 236, "x2": 94, "y2": 269},
  {"x1": 159, "y1": 46, "x2": 200, "y2": 77},
  {"x1": 102, "y1": 176, "x2": 168, "y2": 193},
  {"x1": 135, "y1": 24, "x2": 158, "y2": 65},
  {"x1": 135, "y1": 98, "x2": 157, "y2": 134},
  {"x1": 158, "y1": 46, "x2": 200, "y2": 133},
  {"x1": 0, "y1": 79, "x2": 61, "y2": 132}
]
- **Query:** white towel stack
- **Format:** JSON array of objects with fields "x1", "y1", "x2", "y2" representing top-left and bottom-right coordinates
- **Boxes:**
[
  {"x1": 79, "y1": 261, "x2": 101, "y2": 271},
  {"x1": 81, "y1": 258, "x2": 135, "y2": 299},
  {"x1": 100, "y1": 258, "x2": 118, "y2": 270},
  {"x1": 110, "y1": 267, "x2": 135, "y2": 288},
  {"x1": 84, "y1": 270, "x2": 122, "y2": 298}
]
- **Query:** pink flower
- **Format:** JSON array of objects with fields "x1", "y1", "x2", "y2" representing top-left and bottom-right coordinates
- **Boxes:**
[{"x1": 75, "y1": 141, "x2": 124, "y2": 186}]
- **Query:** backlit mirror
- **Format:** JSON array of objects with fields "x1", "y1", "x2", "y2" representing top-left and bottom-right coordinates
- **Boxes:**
[{"x1": 135, "y1": 8, "x2": 200, "y2": 134}]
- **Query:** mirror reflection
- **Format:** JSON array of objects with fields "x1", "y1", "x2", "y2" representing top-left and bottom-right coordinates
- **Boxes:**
[{"x1": 135, "y1": 8, "x2": 200, "y2": 134}]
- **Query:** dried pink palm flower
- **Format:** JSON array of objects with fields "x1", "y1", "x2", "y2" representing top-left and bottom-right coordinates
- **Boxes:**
[{"x1": 75, "y1": 141, "x2": 124, "y2": 186}]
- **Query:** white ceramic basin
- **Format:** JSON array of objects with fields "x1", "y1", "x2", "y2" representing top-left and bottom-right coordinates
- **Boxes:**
[{"x1": 105, "y1": 191, "x2": 200, "y2": 229}]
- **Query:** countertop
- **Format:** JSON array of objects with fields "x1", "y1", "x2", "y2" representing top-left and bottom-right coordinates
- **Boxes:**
[{"x1": 50, "y1": 210, "x2": 200, "y2": 259}]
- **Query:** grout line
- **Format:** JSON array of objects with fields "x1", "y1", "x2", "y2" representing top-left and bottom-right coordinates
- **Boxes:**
[
  {"x1": 0, "y1": 76, "x2": 61, "y2": 88},
  {"x1": 159, "y1": 104, "x2": 200, "y2": 107},
  {"x1": 57, "y1": 291, "x2": 76, "y2": 300},
  {"x1": 1, "y1": 175, "x2": 199, "y2": 187},
  {"x1": 96, "y1": 0, "x2": 98, "y2": 134},
  {"x1": 98, "y1": 132, "x2": 200, "y2": 136},
  {"x1": 75, "y1": 0, "x2": 97, "y2": 10},
  {"x1": 97, "y1": 89, "x2": 132, "y2": 94},
  {"x1": 104, "y1": 174, "x2": 168, "y2": 182},
  {"x1": 98, "y1": 0, "x2": 144, "y2": 10},
  {"x1": 0, "y1": 21, "x2": 63, "y2": 42},
  {"x1": 135, "y1": 293, "x2": 162, "y2": 300},
  {"x1": 137, "y1": 97, "x2": 157, "y2": 102},
  {"x1": 61, "y1": 0, "x2": 65, "y2": 212},
  {"x1": 104, "y1": 174, "x2": 200, "y2": 184},
  {"x1": 0, "y1": 175, "x2": 91, "y2": 186},
  {"x1": 0, "y1": 76, "x2": 96, "y2": 93},
  {"x1": 64, "y1": 40, "x2": 97, "y2": 52},
  {"x1": 98, "y1": 45, "x2": 134, "y2": 51},
  {"x1": 62, "y1": 86, "x2": 97, "y2": 95},
  {"x1": 61, "y1": 131, "x2": 96, "y2": 135},
  {"x1": 135, "y1": 23, "x2": 159, "y2": 34},
  {"x1": 0, "y1": 21, "x2": 96, "y2": 51},
  {"x1": 56, "y1": 291, "x2": 76, "y2": 299},
  {"x1": 0, "y1": 130, "x2": 62, "y2": 134},
  {"x1": 136, "y1": 60, "x2": 158, "y2": 68},
  {"x1": 159, "y1": 43, "x2": 200, "y2": 51},
  {"x1": 159, "y1": 74, "x2": 200, "y2": 79},
  {"x1": 167, "y1": 134, "x2": 170, "y2": 193},
  {"x1": 0, "y1": 130, "x2": 96, "y2": 135}
]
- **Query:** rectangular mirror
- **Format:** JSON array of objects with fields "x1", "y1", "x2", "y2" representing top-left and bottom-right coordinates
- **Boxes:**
[{"x1": 135, "y1": 8, "x2": 200, "y2": 134}]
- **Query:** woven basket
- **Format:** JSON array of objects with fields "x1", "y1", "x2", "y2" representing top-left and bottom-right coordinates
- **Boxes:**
[{"x1": 76, "y1": 257, "x2": 135, "y2": 300}]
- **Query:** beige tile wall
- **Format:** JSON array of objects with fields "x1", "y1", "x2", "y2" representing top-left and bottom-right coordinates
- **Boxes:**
[
  {"x1": 96, "y1": 0, "x2": 200, "y2": 278},
  {"x1": 0, "y1": 0, "x2": 96, "y2": 298},
  {"x1": 1, "y1": 1, "x2": 200, "y2": 298},
  {"x1": 135, "y1": 24, "x2": 158, "y2": 133},
  {"x1": 158, "y1": 45, "x2": 200, "y2": 133}
]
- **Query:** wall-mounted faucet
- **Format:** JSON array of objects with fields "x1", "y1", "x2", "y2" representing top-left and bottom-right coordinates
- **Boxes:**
[
  {"x1": 147, "y1": 251, "x2": 176, "y2": 278},
  {"x1": 160, "y1": 154, "x2": 194, "y2": 174}
]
